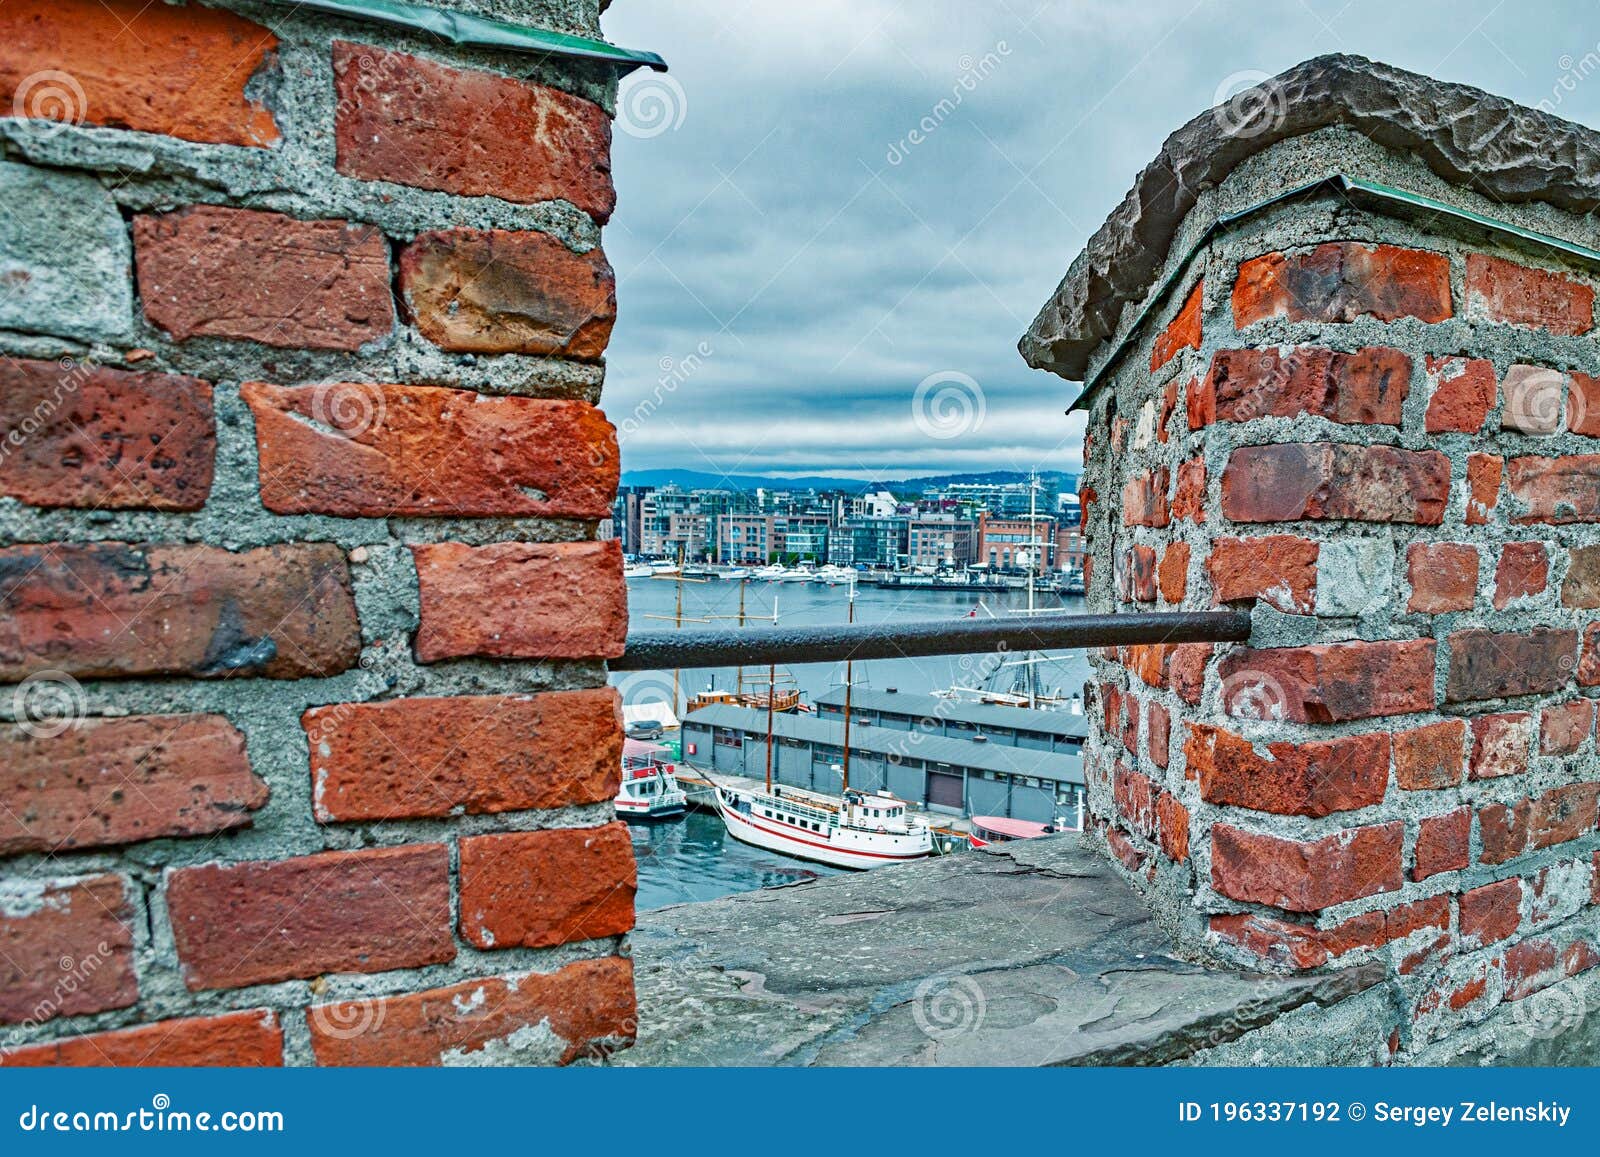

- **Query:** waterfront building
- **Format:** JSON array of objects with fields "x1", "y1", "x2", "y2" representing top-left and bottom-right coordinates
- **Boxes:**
[
  {"x1": 812, "y1": 687, "x2": 1085, "y2": 752},
  {"x1": 846, "y1": 516, "x2": 910, "y2": 568},
  {"x1": 906, "y1": 515, "x2": 976, "y2": 569},
  {"x1": 976, "y1": 511, "x2": 1059, "y2": 571}
]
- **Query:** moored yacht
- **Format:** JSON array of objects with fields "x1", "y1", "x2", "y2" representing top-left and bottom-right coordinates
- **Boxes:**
[
  {"x1": 616, "y1": 739, "x2": 688, "y2": 821},
  {"x1": 753, "y1": 563, "x2": 788, "y2": 581},
  {"x1": 623, "y1": 561, "x2": 654, "y2": 579}
]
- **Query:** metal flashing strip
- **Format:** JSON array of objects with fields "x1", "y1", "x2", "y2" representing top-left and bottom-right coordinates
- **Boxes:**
[
  {"x1": 269, "y1": 0, "x2": 667, "y2": 72},
  {"x1": 1065, "y1": 172, "x2": 1600, "y2": 415}
]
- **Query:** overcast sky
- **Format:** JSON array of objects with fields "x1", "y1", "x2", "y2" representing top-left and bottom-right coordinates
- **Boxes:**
[{"x1": 597, "y1": 0, "x2": 1599, "y2": 481}]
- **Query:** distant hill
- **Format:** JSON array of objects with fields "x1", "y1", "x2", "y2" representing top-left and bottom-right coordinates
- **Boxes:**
[{"x1": 620, "y1": 467, "x2": 1077, "y2": 495}]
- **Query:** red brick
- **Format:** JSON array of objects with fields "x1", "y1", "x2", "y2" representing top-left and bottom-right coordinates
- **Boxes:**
[
  {"x1": 308, "y1": 689, "x2": 622, "y2": 822},
  {"x1": 1585, "y1": 624, "x2": 1600, "y2": 688},
  {"x1": 1459, "y1": 879, "x2": 1521, "y2": 946},
  {"x1": 1187, "y1": 722, "x2": 1388, "y2": 817},
  {"x1": 1449, "y1": 976, "x2": 1489, "y2": 1011},
  {"x1": 1406, "y1": 543, "x2": 1478, "y2": 613},
  {"x1": 1146, "y1": 701, "x2": 1171, "y2": 768},
  {"x1": 1564, "y1": 546, "x2": 1600, "y2": 608},
  {"x1": 1217, "y1": 640, "x2": 1436, "y2": 723},
  {"x1": 333, "y1": 42, "x2": 613, "y2": 221},
  {"x1": 1492, "y1": 543, "x2": 1549, "y2": 608},
  {"x1": 1393, "y1": 720, "x2": 1466, "y2": 790},
  {"x1": 1122, "y1": 467, "x2": 1169, "y2": 528},
  {"x1": 1150, "y1": 280, "x2": 1203, "y2": 371},
  {"x1": 399, "y1": 229, "x2": 616, "y2": 359},
  {"x1": 1113, "y1": 762, "x2": 1155, "y2": 837},
  {"x1": 1446, "y1": 628, "x2": 1577, "y2": 703},
  {"x1": 1233, "y1": 243, "x2": 1451, "y2": 327},
  {"x1": 411, "y1": 539, "x2": 627, "y2": 663},
  {"x1": 0, "y1": 359, "x2": 213, "y2": 511},
  {"x1": 0, "y1": 0, "x2": 279, "y2": 146},
  {"x1": 1571, "y1": 372, "x2": 1600, "y2": 436},
  {"x1": 0, "y1": 874, "x2": 136, "y2": 1024},
  {"x1": 1507, "y1": 455, "x2": 1600, "y2": 523},
  {"x1": 135, "y1": 206, "x2": 392, "y2": 351},
  {"x1": 1502, "y1": 937, "x2": 1563, "y2": 1001},
  {"x1": 243, "y1": 383, "x2": 618, "y2": 519},
  {"x1": 167, "y1": 846, "x2": 454, "y2": 991},
  {"x1": 1211, "y1": 821, "x2": 1404, "y2": 912},
  {"x1": 0, "y1": 714, "x2": 266, "y2": 856},
  {"x1": 1480, "y1": 798, "x2": 1533, "y2": 865},
  {"x1": 1204, "y1": 346, "x2": 1410, "y2": 425},
  {"x1": 1529, "y1": 782, "x2": 1600, "y2": 849},
  {"x1": 1413, "y1": 808, "x2": 1470, "y2": 881},
  {"x1": 1103, "y1": 825, "x2": 1147, "y2": 873},
  {"x1": 308, "y1": 955, "x2": 634, "y2": 1066},
  {"x1": 1466, "y1": 453, "x2": 1502, "y2": 525},
  {"x1": 0, "y1": 542, "x2": 359, "y2": 682},
  {"x1": 1541, "y1": 700, "x2": 1595, "y2": 755},
  {"x1": 1210, "y1": 913, "x2": 1329, "y2": 969},
  {"x1": 1499, "y1": 364, "x2": 1567, "y2": 435},
  {"x1": 1156, "y1": 793, "x2": 1189, "y2": 862},
  {"x1": 1469, "y1": 713, "x2": 1532, "y2": 780},
  {"x1": 1208, "y1": 535, "x2": 1317, "y2": 612},
  {"x1": 1158, "y1": 378, "x2": 1181, "y2": 442},
  {"x1": 1221, "y1": 443, "x2": 1449, "y2": 524},
  {"x1": 1466, "y1": 253, "x2": 1594, "y2": 335},
  {"x1": 1157, "y1": 542, "x2": 1188, "y2": 604},
  {"x1": 0, "y1": 1010, "x2": 282, "y2": 1067},
  {"x1": 1423, "y1": 356, "x2": 1496, "y2": 434},
  {"x1": 1187, "y1": 372, "x2": 1216, "y2": 429},
  {"x1": 1123, "y1": 545, "x2": 1157, "y2": 603},
  {"x1": 1169, "y1": 644, "x2": 1211, "y2": 706},
  {"x1": 1171, "y1": 457, "x2": 1206, "y2": 522},
  {"x1": 459, "y1": 824, "x2": 635, "y2": 950}
]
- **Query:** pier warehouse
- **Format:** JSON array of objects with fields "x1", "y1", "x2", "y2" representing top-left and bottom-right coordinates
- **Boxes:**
[
  {"x1": 681, "y1": 695, "x2": 1085, "y2": 824},
  {"x1": 813, "y1": 687, "x2": 1086, "y2": 754}
]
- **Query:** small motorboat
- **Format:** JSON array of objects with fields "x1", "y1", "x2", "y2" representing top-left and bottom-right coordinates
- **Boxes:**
[
  {"x1": 616, "y1": 739, "x2": 688, "y2": 821},
  {"x1": 967, "y1": 815, "x2": 1062, "y2": 849},
  {"x1": 623, "y1": 561, "x2": 653, "y2": 579}
]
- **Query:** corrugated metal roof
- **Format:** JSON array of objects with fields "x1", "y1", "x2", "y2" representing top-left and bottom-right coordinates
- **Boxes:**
[
  {"x1": 683, "y1": 704, "x2": 1083, "y2": 785},
  {"x1": 813, "y1": 687, "x2": 1088, "y2": 738}
]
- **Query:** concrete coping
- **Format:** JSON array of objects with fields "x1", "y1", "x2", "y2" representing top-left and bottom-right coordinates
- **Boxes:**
[{"x1": 1020, "y1": 53, "x2": 1600, "y2": 383}]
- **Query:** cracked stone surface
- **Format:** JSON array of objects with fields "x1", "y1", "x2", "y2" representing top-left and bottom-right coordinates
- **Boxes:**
[
  {"x1": 1021, "y1": 53, "x2": 1600, "y2": 381},
  {"x1": 621, "y1": 835, "x2": 1379, "y2": 1066}
]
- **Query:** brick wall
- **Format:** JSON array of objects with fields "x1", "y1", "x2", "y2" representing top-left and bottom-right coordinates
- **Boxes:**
[
  {"x1": 0, "y1": 0, "x2": 638, "y2": 1066},
  {"x1": 1040, "y1": 119, "x2": 1600, "y2": 1056}
]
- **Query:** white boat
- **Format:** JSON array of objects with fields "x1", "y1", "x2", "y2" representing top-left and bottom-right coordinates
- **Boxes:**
[
  {"x1": 721, "y1": 566, "x2": 751, "y2": 580},
  {"x1": 648, "y1": 559, "x2": 681, "y2": 577},
  {"x1": 753, "y1": 564, "x2": 788, "y2": 581},
  {"x1": 711, "y1": 783, "x2": 932, "y2": 870},
  {"x1": 815, "y1": 564, "x2": 855, "y2": 585},
  {"x1": 623, "y1": 562, "x2": 653, "y2": 579},
  {"x1": 616, "y1": 739, "x2": 688, "y2": 821},
  {"x1": 780, "y1": 565, "x2": 819, "y2": 583}
]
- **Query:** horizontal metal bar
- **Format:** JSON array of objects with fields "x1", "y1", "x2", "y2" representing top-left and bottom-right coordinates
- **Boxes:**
[{"x1": 610, "y1": 610, "x2": 1250, "y2": 671}]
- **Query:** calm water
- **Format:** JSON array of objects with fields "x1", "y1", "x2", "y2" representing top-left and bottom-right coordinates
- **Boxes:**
[{"x1": 617, "y1": 576, "x2": 1092, "y2": 908}]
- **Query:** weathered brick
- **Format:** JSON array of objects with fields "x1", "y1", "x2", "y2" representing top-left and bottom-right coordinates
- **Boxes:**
[
  {"x1": 1156, "y1": 791, "x2": 1189, "y2": 862},
  {"x1": 0, "y1": 0, "x2": 279, "y2": 147},
  {"x1": 1499, "y1": 364, "x2": 1567, "y2": 435},
  {"x1": 1122, "y1": 467, "x2": 1169, "y2": 527},
  {"x1": 400, "y1": 229, "x2": 616, "y2": 359},
  {"x1": 0, "y1": 875, "x2": 137, "y2": 1024},
  {"x1": 0, "y1": 358, "x2": 213, "y2": 511},
  {"x1": 1406, "y1": 542, "x2": 1478, "y2": 614},
  {"x1": 1169, "y1": 644, "x2": 1211, "y2": 705},
  {"x1": 1502, "y1": 938, "x2": 1565, "y2": 1001},
  {"x1": 1233, "y1": 243, "x2": 1450, "y2": 327},
  {"x1": 1571, "y1": 372, "x2": 1600, "y2": 436},
  {"x1": 1221, "y1": 443, "x2": 1449, "y2": 524},
  {"x1": 1459, "y1": 878, "x2": 1521, "y2": 947},
  {"x1": 0, "y1": 714, "x2": 266, "y2": 857},
  {"x1": 1493, "y1": 543, "x2": 1548, "y2": 608},
  {"x1": 411, "y1": 539, "x2": 627, "y2": 663},
  {"x1": 135, "y1": 206, "x2": 393, "y2": 351},
  {"x1": 1123, "y1": 545, "x2": 1157, "y2": 603},
  {"x1": 1563, "y1": 545, "x2": 1600, "y2": 607},
  {"x1": 1584, "y1": 624, "x2": 1600, "y2": 688},
  {"x1": 167, "y1": 846, "x2": 454, "y2": 990},
  {"x1": 309, "y1": 690, "x2": 620, "y2": 822},
  {"x1": 1171, "y1": 457, "x2": 1206, "y2": 522},
  {"x1": 1217, "y1": 640, "x2": 1436, "y2": 723},
  {"x1": 1530, "y1": 782, "x2": 1600, "y2": 850},
  {"x1": 1466, "y1": 453, "x2": 1502, "y2": 525},
  {"x1": 1541, "y1": 700, "x2": 1595, "y2": 755},
  {"x1": 1187, "y1": 723, "x2": 1388, "y2": 817},
  {"x1": 243, "y1": 383, "x2": 618, "y2": 519},
  {"x1": 1113, "y1": 762, "x2": 1155, "y2": 836},
  {"x1": 1393, "y1": 719, "x2": 1466, "y2": 790},
  {"x1": 1413, "y1": 807, "x2": 1470, "y2": 881},
  {"x1": 1445, "y1": 628, "x2": 1576, "y2": 703},
  {"x1": 1480, "y1": 798, "x2": 1533, "y2": 865},
  {"x1": 332, "y1": 42, "x2": 613, "y2": 221},
  {"x1": 1423, "y1": 356, "x2": 1495, "y2": 434},
  {"x1": 1208, "y1": 535, "x2": 1317, "y2": 612},
  {"x1": 1469, "y1": 712, "x2": 1532, "y2": 780},
  {"x1": 459, "y1": 824, "x2": 635, "y2": 950},
  {"x1": 1507, "y1": 455, "x2": 1600, "y2": 523},
  {"x1": 1147, "y1": 701, "x2": 1171, "y2": 768},
  {"x1": 1150, "y1": 280, "x2": 1202, "y2": 371},
  {"x1": 1204, "y1": 346, "x2": 1409, "y2": 425},
  {"x1": 1211, "y1": 821, "x2": 1404, "y2": 912},
  {"x1": 0, "y1": 542, "x2": 360, "y2": 682},
  {"x1": 1466, "y1": 253, "x2": 1594, "y2": 335},
  {"x1": 0, "y1": 1010, "x2": 283, "y2": 1067},
  {"x1": 1157, "y1": 541, "x2": 1188, "y2": 604},
  {"x1": 308, "y1": 955, "x2": 635, "y2": 1066}
]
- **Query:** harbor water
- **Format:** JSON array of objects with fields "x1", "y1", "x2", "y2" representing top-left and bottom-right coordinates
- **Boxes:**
[{"x1": 616, "y1": 575, "x2": 1091, "y2": 907}]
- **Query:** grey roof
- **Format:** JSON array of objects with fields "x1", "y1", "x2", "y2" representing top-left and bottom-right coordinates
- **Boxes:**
[
  {"x1": 813, "y1": 686, "x2": 1088, "y2": 738},
  {"x1": 683, "y1": 703, "x2": 1083, "y2": 784},
  {"x1": 1020, "y1": 54, "x2": 1600, "y2": 382}
]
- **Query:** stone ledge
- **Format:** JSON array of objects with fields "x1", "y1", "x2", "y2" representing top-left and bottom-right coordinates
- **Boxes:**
[{"x1": 621, "y1": 835, "x2": 1380, "y2": 1066}]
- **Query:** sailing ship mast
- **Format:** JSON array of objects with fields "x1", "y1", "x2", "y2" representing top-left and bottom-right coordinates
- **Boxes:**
[{"x1": 841, "y1": 573, "x2": 856, "y2": 794}]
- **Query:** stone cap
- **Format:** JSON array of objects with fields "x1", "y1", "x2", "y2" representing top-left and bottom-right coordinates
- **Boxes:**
[{"x1": 1020, "y1": 53, "x2": 1600, "y2": 382}]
